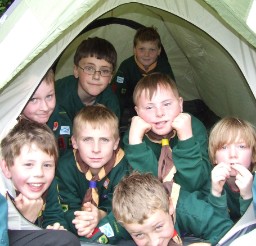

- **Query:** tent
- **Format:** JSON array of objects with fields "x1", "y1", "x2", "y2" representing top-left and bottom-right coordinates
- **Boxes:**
[{"x1": 0, "y1": 0, "x2": 256, "y2": 140}]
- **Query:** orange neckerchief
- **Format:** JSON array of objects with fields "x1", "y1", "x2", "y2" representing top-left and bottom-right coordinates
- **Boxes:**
[{"x1": 134, "y1": 55, "x2": 158, "y2": 75}]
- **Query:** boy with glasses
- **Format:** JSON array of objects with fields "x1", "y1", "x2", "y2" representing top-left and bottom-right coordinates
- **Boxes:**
[{"x1": 54, "y1": 37, "x2": 120, "y2": 127}]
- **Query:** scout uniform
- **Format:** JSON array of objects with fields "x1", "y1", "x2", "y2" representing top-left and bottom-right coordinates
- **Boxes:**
[
  {"x1": 123, "y1": 114, "x2": 212, "y2": 193},
  {"x1": 56, "y1": 148, "x2": 131, "y2": 244},
  {"x1": 55, "y1": 75, "x2": 120, "y2": 121}
]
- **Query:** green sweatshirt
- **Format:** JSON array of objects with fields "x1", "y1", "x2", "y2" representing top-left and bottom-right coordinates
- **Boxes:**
[
  {"x1": 55, "y1": 75, "x2": 120, "y2": 121},
  {"x1": 123, "y1": 115, "x2": 212, "y2": 193},
  {"x1": 47, "y1": 103, "x2": 73, "y2": 157},
  {"x1": 41, "y1": 178, "x2": 69, "y2": 230},
  {"x1": 208, "y1": 183, "x2": 253, "y2": 223},
  {"x1": 56, "y1": 149, "x2": 131, "y2": 244},
  {"x1": 176, "y1": 190, "x2": 234, "y2": 245}
]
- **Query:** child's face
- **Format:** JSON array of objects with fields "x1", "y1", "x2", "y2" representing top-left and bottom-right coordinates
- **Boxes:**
[
  {"x1": 135, "y1": 85, "x2": 183, "y2": 136},
  {"x1": 72, "y1": 123, "x2": 119, "y2": 175},
  {"x1": 74, "y1": 57, "x2": 113, "y2": 99},
  {"x1": 22, "y1": 80, "x2": 56, "y2": 124},
  {"x1": 215, "y1": 137, "x2": 252, "y2": 176},
  {"x1": 124, "y1": 209, "x2": 174, "y2": 246},
  {"x1": 134, "y1": 41, "x2": 161, "y2": 70},
  {"x1": 2, "y1": 144, "x2": 55, "y2": 200}
]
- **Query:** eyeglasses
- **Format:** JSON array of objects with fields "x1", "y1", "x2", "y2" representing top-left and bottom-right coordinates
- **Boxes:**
[{"x1": 78, "y1": 65, "x2": 113, "y2": 77}]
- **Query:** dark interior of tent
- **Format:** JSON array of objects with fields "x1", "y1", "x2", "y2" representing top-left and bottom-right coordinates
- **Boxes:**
[{"x1": 53, "y1": 17, "x2": 221, "y2": 133}]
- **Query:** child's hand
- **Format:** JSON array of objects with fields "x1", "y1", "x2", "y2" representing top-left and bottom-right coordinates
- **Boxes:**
[
  {"x1": 171, "y1": 113, "x2": 192, "y2": 140},
  {"x1": 129, "y1": 116, "x2": 151, "y2": 144},
  {"x1": 73, "y1": 202, "x2": 103, "y2": 237},
  {"x1": 46, "y1": 222, "x2": 66, "y2": 230},
  {"x1": 232, "y1": 164, "x2": 253, "y2": 200},
  {"x1": 14, "y1": 194, "x2": 43, "y2": 223},
  {"x1": 211, "y1": 163, "x2": 231, "y2": 197}
]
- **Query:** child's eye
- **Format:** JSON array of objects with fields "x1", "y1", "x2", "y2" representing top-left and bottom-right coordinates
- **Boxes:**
[
  {"x1": 24, "y1": 163, "x2": 33, "y2": 167},
  {"x1": 149, "y1": 48, "x2": 156, "y2": 52},
  {"x1": 164, "y1": 102, "x2": 171, "y2": 107},
  {"x1": 139, "y1": 48, "x2": 145, "y2": 52},
  {"x1": 29, "y1": 98, "x2": 38, "y2": 103},
  {"x1": 145, "y1": 106, "x2": 153, "y2": 110},
  {"x1": 221, "y1": 145, "x2": 228, "y2": 150},
  {"x1": 238, "y1": 144, "x2": 247, "y2": 149},
  {"x1": 82, "y1": 137, "x2": 91, "y2": 142},
  {"x1": 84, "y1": 66, "x2": 95, "y2": 72},
  {"x1": 155, "y1": 225, "x2": 163, "y2": 231},
  {"x1": 134, "y1": 233, "x2": 144, "y2": 239},
  {"x1": 44, "y1": 163, "x2": 54, "y2": 168},
  {"x1": 100, "y1": 138, "x2": 109, "y2": 143},
  {"x1": 46, "y1": 94, "x2": 54, "y2": 100}
]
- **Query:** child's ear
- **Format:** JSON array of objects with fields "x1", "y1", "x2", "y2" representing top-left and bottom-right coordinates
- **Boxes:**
[
  {"x1": 113, "y1": 137, "x2": 120, "y2": 150},
  {"x1": 178, "y1": 97, "x2": 183, "y2": 113},
  {"x1": 73, "y1": 65, "x2": 79, "y2": 79},
  {"x1": 1, "y1": 160, "x2": 12, "y2": 179},
  {"x1": 71, "y1": 135, "x2": 78, "y2": 149},
  {"x1": 168, "y1": 197, "x2": 175, "y2": 216},
  {"x1": 134, "y1": 106, "x2": 138, "y2": 115}
]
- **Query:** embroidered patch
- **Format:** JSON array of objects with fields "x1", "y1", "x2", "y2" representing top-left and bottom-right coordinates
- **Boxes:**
[
  {"x1": 103, "y1": 178, "x2": 110, "y2": 189},
  {"x1": 99, "y1": 223, "x2": 114, "y2": 238},
  {"x1": 97, "y1": 234, "x2": 109, "y2": 244},
  {"x1": 53, "y1": 121, "x2": 58, "y2": 131},
  {"x1": 116, "y1": 76, "x2": 124, "y2": 83},
  {"x1": 60, "y1": 126, "x2": 70, "y2": 135}
]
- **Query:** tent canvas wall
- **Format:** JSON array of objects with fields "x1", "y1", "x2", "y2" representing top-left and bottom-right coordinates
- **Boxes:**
[{"x1": 0, "y1": 0, "x2": 256, "y2": 140}]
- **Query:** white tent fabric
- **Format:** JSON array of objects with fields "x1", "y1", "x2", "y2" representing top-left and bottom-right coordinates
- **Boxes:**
[{"x1": 0, "y1": 0, "x2": 256, "y2": 140}]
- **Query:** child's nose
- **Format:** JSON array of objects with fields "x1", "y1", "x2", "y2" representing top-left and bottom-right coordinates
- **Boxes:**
[
  {"x1": 155, "y1": 107, "x2": 165, "y2": 117},
  {"x1": 40, "y1": 100, "x2": 49, "y2": 110},
  {"x1": 229, "y1": 145, "x2": 238, "y2": 158}
]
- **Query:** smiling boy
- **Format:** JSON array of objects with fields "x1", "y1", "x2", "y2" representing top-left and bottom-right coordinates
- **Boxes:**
[
  {"x1": 123, "y1": 72, "x2": 212, "y2": 193},
  {"x1": 54, "y1": 37, "x2": 120, "y2": 124},
  {"x1": 56, "y1": 105, "x2": 130, "y2": 244},
  {"x1": 0, "y1": 120, "x2": 80, "y2": 246},
  {"x1": 113, "y1": 172, "x2": 233, "y2": 246}
]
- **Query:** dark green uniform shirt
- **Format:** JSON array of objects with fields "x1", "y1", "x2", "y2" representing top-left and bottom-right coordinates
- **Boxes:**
[
  {"x1": 47, "y1": 104, "x2": 73, "y2": 157},
  {"x1": 56, "y1": 149, "x2": 130, "y2": 244},
  {"x1": 176, "y1": 190, "x2": 233, "y2": 245},
  {"x1": 208, "y1": 183, "x2": 253, "y2": 223},
  {"x1": 40, "y1": 178, "x2": 68, "y2": 230},
  {"x1": 123, "y1": 115, "x2": 212, "y2": 193},
  {"x1": 55, "y1": 75, "x2": 120, "y2": 121}
]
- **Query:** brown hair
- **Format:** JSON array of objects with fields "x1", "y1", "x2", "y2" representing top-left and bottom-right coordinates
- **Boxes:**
[
  {"x1": 74, "y1": 37, "x2": 117, "y2": 71},
  {"x1": 1, "y1": 119, "x2": 58, "y2": 167},
  {"x1": 209, "y1": 117, "x2": 256, "y2": 170},
  {"x1": 42, "y1": 68, "x2": 55, "y2": 85},
  {"x1": 112, "y1": 172, "x2": 170, "y2": 225},
  {"x1": 73, "y1": 104, "x2": 119, "y2": 140},
  {"x1": 133, "y1": 26, "x2": 161, "y2": 48},
  {"x1": 133, "y1": 73, "x2": 179, "y2": 106}
]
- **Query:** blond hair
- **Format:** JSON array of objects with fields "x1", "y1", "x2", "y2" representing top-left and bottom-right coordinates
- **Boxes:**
[
  {"x1": 209, "y1": 117, "x2": 256, "y2": 170},
  {"x1": 73, "y1": 104, "x2": 119, "y2": 140},
  {"x1": 133, "y1": 73, "x2": 179, "y2": 106},
  {"x1": 1, "y1": 119, "x2": 58, "y2": 167},
  {"x1": 112, "y1": 172, "x2": 169, "y2": 225}
]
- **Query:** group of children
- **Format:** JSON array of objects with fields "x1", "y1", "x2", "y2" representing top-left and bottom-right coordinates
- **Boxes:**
[{"x1": 1, "y1": 26, "x2": 256, "y2": 246}]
